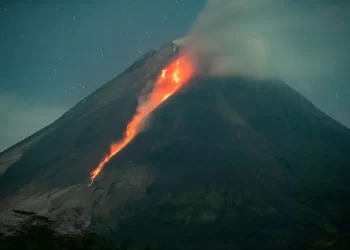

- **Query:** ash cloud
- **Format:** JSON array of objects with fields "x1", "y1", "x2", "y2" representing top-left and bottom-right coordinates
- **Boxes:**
[{"x1": 182, "y1": 0, "x2": 350, "y2": 83}]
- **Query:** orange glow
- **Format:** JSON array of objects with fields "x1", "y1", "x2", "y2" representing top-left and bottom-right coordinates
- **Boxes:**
[{"x1": 88, "y1": 55, "x2": 194, "y2": 186}]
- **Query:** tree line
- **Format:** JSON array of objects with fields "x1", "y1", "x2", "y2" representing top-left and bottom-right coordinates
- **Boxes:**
[{"x1": 0, "y1": 209, "x2": 155, "y2": 250}]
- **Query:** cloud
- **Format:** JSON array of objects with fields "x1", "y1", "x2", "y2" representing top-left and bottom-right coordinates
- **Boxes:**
[
  {"x1": 182, "y1": 0, "x2": 350, "y2": 83},
  {"x1": 0, "y1": 92, "x2": 65, "y2": 153}
]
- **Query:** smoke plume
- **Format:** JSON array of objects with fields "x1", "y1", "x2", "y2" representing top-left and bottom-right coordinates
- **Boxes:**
[{"x1": 182, "y1": 0, "x2": 350, "y2": 83}]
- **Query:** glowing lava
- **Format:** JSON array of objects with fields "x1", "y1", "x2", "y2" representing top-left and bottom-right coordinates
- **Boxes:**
[{"x1": 89, "y1": 55, "x2": 194, "y2": 186}]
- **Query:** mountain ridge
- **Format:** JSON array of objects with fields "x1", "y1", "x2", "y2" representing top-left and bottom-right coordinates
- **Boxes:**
[{"x1": 0, "y1": 41, "x2": 349, "y2": 249}]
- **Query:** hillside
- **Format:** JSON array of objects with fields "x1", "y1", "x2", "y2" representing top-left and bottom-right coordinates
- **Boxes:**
[{"x1": 0, "y1": 41, "x2": 350, "y2": 250}]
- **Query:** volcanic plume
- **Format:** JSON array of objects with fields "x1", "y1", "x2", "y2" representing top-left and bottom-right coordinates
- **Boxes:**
[
  {"x1": 1, "y1": 40, "x2": 350, "y2": 249},
  {"x1": 89, "y1": 55, "x2": 194, "y2": 186}
]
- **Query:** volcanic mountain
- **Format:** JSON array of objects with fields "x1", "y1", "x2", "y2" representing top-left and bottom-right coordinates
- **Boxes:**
[{"x1": 0, "y1": 41, "x2": 350, "y2": 250}]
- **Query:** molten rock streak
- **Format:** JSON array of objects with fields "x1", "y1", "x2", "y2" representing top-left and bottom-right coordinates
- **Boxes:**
[{"x1": 89, "y1": 56, "x2": 194, "y2": 186}]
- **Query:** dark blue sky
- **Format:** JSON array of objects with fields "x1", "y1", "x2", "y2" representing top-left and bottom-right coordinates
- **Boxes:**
[
  {"x1": 0, "y1": 0, "x2": 349, "y2": 152},
  {"x1": 0, "y1": 0, "x2": 205, "y2": 152}
]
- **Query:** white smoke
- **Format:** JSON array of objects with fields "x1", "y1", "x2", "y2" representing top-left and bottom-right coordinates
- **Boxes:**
[{"x1": 182, "y1": 0, "x2": 350, "y2": 82}]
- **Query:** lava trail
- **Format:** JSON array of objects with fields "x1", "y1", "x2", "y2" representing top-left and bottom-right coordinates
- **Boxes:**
[{"x1": 89, "y1": 55, "x2": 194, "y2": 186}]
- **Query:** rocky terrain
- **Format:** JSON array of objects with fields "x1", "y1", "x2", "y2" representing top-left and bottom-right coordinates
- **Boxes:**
[{"x1": 0, "y1": 41, "x2": 350, "y2": 250}]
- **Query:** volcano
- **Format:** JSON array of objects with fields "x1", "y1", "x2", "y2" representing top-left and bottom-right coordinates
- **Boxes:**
[{"x1": 0, "y1": 41, "x2": 350, "y2": 250}]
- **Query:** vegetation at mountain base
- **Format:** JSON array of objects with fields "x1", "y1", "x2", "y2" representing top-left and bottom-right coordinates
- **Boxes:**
[
  {"x1": 0, "y1": 210, "x2": 155, "y2": 250},
  {"x1": 97, "y1": 182, "x2": 350, "y2": 250}
]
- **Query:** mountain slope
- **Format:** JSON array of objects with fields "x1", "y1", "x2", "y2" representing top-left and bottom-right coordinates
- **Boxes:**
[{"x1": 0, "y1": 42, "x2": 349, "y2": 250}]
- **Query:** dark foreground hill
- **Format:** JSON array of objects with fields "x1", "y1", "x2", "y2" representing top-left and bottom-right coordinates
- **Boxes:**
[
  {"x1": 0, "y1": 42, "x2": 350, "y2": 250},
  {"x1": 0, "y1": 209, "x2": 154, "y2": 250}
]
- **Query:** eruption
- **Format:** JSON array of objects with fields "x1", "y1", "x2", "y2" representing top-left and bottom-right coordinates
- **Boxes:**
[{"x1": 89, "y1": 55, "x2": 194, "y2": 186}]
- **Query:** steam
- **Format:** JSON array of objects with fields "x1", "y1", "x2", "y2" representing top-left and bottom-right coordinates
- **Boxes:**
[{"x1": 182, "y1": 0, "x2": 350, "y2": 83}]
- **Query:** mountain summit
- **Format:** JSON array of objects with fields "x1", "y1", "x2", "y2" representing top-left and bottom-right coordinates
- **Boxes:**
[{"x1": 0, "y1": 42, "x2": 350, "y2": 250}]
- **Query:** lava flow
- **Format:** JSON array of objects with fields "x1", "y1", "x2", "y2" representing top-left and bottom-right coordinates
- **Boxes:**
[{"x1": 88, "y1": 55, "x2": 194, "y2": 186}]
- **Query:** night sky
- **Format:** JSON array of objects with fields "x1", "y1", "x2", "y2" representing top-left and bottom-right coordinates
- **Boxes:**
[
  {"x1": 0, "y1": 0, "x2": 349, "y2": 152},
  {"x1": 0, "y1": 0, "x2": 204, "y2": 152}
]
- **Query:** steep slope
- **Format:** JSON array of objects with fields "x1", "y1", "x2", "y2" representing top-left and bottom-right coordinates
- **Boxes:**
[
  {"x1": 0, "y1": 42, "x2": 177, "y2": 227},
  {"x1": 0, "y1": 41, "x2": 350, "y2": 250},
  {"x1": 99, "y1": 75, "x2": 350, "y2": 250}
]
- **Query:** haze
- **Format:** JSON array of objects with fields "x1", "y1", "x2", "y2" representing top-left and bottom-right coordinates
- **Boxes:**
[
  {"x1": 183, "y1": 0, "x2": 350, "y2": 129},
  {"x1": 1, "y1": 0, "x2": 349, "y2": 153}
]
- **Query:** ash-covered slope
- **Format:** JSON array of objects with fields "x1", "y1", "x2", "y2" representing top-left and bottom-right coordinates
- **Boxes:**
[
  {"x1": 1, "y1": 42, "x2": 350, "y2": 250},
  {"x1": 0, "y1": 42, "x2": 177, "y2": 226}
]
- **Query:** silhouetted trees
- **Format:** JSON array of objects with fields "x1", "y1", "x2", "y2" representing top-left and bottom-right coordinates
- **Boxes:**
[{"x1": 0, "y1": 209, "x2": 155, "y2": 250}]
